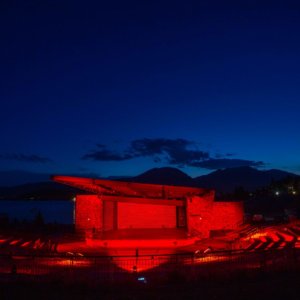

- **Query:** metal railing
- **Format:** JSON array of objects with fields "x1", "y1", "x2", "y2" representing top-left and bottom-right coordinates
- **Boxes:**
[{"x1": 1, "y1": 247, "x2": 299, "y2": 284}]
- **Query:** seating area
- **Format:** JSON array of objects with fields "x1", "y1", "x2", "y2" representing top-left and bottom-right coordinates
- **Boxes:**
[
  {"x1": 0, "y1": 234, "x2": 58, "y2": 255},
  {"x1": 241, "y1": 221, "x2": 300, "y2": 252}
]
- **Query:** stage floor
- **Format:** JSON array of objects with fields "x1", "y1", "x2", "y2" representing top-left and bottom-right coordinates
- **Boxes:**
[
  {"x1": 85, "y1": 228, "x2": 197, "y2": 250},
  {"x1": 94, "y1": 228, "x2": 188, "y2": 240}
]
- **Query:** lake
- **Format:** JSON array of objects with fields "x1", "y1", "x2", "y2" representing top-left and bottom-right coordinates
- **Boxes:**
[{"x1": 0, "y1": 200, "x2": 74, "y2": 224}]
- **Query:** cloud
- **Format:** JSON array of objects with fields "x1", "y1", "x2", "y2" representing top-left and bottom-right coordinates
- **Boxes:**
[
  {"x1": 215, "y1": 152, "x2": 235, "y2": 158},
  {"x1": 225, "y1": 153, "x2": 235, "y2": 157},
  {"x1": 0, "y1": 153, "x2": 52, "y2": 163},
  {"x1": 82, "y1": 144, "x2": 133, "y2": 161},
  {"x1": 130, "y1": 138, "x2": 209, "y2": 166},
  {"x1": 82, "y1": 138, "x2": 265, "y2": 170},
  {"x1": 193, "y1": 158, "x2": 265, "y2": 170},
  {"x1": 83, "y1": 138, "x2": 210, "y2": 167}
]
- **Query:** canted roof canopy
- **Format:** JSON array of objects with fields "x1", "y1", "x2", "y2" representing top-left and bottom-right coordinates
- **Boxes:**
[{"x1": 52, "y1": 175, "x2": 211, "y2": 200}]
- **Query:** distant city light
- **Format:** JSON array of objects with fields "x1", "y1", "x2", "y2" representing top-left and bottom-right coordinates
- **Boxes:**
[{"x1": 275, "y1": 191, "x2": 280, "y2": 196}]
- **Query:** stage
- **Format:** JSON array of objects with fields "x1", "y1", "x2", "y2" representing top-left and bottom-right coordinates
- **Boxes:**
[{"x1": 86, "y1": 228, "x2": 199, "y2": 249}]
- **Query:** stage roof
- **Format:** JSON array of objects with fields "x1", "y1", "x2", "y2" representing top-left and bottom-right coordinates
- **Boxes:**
[{"x1": 52, "y1": 175, "x2": 212, "y2": 200}]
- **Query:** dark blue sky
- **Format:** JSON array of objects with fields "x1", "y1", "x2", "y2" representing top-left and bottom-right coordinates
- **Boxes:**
[{"x1": 1, "y1": 1, "x2": 300, "y2": 178}]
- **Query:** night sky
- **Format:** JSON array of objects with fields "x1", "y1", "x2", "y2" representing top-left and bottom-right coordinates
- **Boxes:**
[{"x1": 1, "y1": 1, "x2": 300, "y2": 179}]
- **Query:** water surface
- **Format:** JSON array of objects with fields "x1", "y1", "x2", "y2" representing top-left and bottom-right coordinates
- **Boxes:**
[{"x1": 0, "y1": 200, "x2": 74, "y2": 224}]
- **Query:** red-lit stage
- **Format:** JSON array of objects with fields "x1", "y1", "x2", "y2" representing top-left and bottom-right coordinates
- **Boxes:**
[
  {"x1": 93, "y1": 228, "x2": 188, "y2": 240},
  {"x1": 52, "y1": 175, "x2": 244, "y2": 249},
  {"x1": 86, "y1": 228, "x2": 198, "y2": 249}
]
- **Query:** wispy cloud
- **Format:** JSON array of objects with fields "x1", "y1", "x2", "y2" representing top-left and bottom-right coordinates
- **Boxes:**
[
  {"x1": 83, "y1": 138, "x2": 209, "y2": 166},
  {"x1": 0, "y1": 153, "x2": 52, "y2": 163},
  {"x1": 130, "y1": 138, "x2": 209, "y2": 166},
  {"x1": 82, "y1": 138, "x2": 265, "y2": 170},
  {"x1": 192, "y1": 158, "x2": 265, "y2": 170},
  {"x1": 82, "y1": 144, "x2": 133, "y2": 161}
]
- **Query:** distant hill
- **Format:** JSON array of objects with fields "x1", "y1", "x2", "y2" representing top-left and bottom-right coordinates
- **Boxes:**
[
  {"x1": 132, "y1": 166, "x2": 298, "y2": 193},
  {"x1": 0, "y1": 170, "x2": 104, "y2": 187},
  {"x1": 0, "y1": 182, "x2": 82, "y2": 200},
  {"x1": 194, "y1": 166, "x2": 298, "y2": 193},
  {"x1": 132, "y1": 167, "x2": 194, "y2": 186},
  {"x1": 0, "y1": 170, "x2": 51, "y2": 187},
  {"x1": 0, "y1": 166, "x2": 298, "y2": 200}
]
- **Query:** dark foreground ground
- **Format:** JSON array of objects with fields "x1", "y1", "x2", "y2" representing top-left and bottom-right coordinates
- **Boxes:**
[{"x1": 1, "y1": 269, "x2": 300, "y2": 300}]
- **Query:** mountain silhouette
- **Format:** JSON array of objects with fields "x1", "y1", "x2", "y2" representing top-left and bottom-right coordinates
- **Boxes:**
[
  {"x1": 0, "y1": 167, "x2": 298, "y2": 199},
  {"x1": 132, "y1": 166, "x2": 298, "y2": 193},
  {"x1": 194, "y1": 166, "x2": 297, "y2": 193},
  {"x1": 0, "y1": 170, "x2": 51, "y2": 187},
  {"x1": 132, "y1": 167, "x2": 194, "y2": 186},
  {"x1": 0, "y1": 182, "x2": 80, "y2": 200}
]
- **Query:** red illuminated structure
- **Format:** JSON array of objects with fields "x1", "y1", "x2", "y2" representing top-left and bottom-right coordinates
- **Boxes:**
[{"x1": 53, "y1": 176, "x2": 244, "y2": 242}]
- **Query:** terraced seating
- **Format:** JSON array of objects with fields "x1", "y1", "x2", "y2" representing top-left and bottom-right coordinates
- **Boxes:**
[
  {"x1": 241, "y1": 221, "x2": 300, "y2": 252},
  {"x1": 0, "y1": 234, "x2": 58, "y2": 255},
  {"x1": 245, "y1": 239, "x2": 261, "y2": 251},
  {"x1": 255, "y1": 236, "x2": 273, "y2": 251},
  {"x1": 238, "y1": 224, "x2": 259, "y2": 238}
]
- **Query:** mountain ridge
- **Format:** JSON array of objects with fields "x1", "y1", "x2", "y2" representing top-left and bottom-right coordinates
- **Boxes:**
[
  {"x1": 0, "y1": 167, "x2": 298, "y2": 199},
  {"x1": 193, "y1": 166, "x2": 298, "y2": 193}
]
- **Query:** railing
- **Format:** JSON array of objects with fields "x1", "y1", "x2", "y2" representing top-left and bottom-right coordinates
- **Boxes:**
[{"x1": 1, "y1": 247, "x2": 300, "y2": 284}]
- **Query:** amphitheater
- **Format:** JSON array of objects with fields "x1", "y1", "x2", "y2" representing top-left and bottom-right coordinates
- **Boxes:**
[{"x1": 0, "y1": 176, "x2": 300, "y2": 283}]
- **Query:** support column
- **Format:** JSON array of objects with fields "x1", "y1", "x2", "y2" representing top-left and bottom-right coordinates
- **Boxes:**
[
  {"x1": 186, "y1": 191, "x2": 215, "y2": 238},
  {"x1": 75, "y1": 195, "x2": 103, "y2": 233}
]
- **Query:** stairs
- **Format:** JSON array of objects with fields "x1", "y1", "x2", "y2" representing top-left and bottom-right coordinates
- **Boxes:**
[{"x1": 242, "y1": 221, "x2": 300, "y2": 252}]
